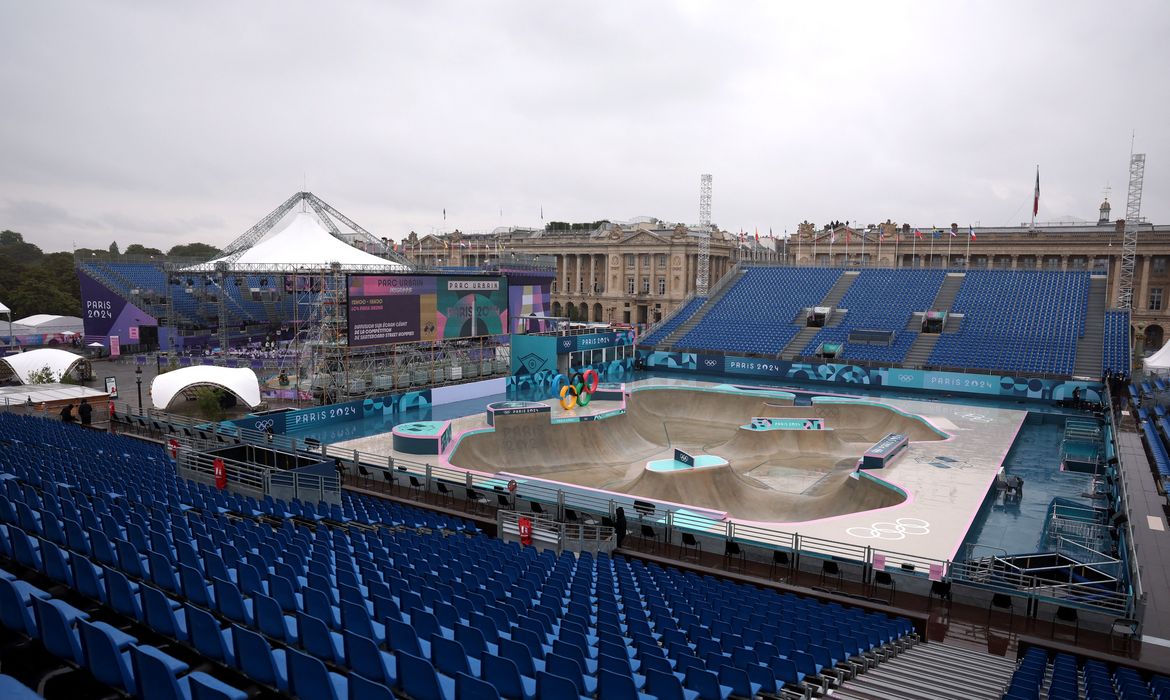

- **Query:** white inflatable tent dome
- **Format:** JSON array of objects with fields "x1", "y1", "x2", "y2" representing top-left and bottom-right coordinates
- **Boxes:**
[
  {"x1": 0, "y1": 348, "x2": 88, "y2": 384},
  {"x1": 150, "y1": 366, "x2": 262, "y2": 410}
]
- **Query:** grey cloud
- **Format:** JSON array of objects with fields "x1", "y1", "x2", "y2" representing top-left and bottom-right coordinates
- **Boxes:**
[{"x1": 0, "y1": 1, "x2": 1167, "y2": 253}]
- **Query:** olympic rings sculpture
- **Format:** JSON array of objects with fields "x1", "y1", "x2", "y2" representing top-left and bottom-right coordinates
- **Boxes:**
[
  {"x1": 845, "y1": 517, "x2": 931, "y2": 541},
  {"x1": 559, "y1": 369, "x2": 600, "y2": 410}
]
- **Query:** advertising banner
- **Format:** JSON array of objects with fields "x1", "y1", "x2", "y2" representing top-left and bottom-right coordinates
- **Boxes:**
[{"x1": 347, "y1": 275, "x2": 507, "y2": 346}]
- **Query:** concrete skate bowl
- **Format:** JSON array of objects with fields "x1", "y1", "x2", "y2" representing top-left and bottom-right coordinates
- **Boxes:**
[{"x1": 447, "y1": 387, "x2": 948, "y2": 522}]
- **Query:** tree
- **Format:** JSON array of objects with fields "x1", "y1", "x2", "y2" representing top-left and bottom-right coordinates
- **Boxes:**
[
  {"x1": 25, "y1": 365, "x2": 60, "y2": 384},
  {"x1": 108, "y1": 241, "x2": 120, "y2": 256},
  {"x1": 167, "y1": 242, "x2": 221, "y2": 259},
  {"x1": 194, "y1": 387, "x2": 226, "y2": 422},
  {"x1": 124, "y1": 244, "x2": 164, "y2": 257},
  {"x1": 0, "y1": 230, "x2": 44, "y2": 265}
]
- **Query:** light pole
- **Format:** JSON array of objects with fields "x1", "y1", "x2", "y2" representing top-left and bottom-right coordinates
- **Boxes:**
[{"x1": 135, "y1": 366, "x2": 143, "y2": 413}]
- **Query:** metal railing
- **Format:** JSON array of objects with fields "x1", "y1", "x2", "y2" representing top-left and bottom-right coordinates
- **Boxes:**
[
  {"x1": 496, "y1": 510, "x2": 615, "y2": 556},
  {"x1": 124, "y1": 401, "x2": 1137, "y2": 617}
]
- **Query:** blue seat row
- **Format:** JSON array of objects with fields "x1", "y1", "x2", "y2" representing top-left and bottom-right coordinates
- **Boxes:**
[
  {"x1": 0, "y1": 414, "x2": 916, "y2": 700},
  {"x1": 0, "y1": 563, "x2": 248, "y2": 700},
  {"x1": 1103, "y1": 310, "x2": 1132, "y2": 375},
  {"x1": 930, "y1": 270, "x2": 1090, "y2": 376},
  {"x1": 1001, "y1": 646, "x2": 1170, "y2": 700},
  {"x1": 677, "y1": 268, "x2": 843, "y2": 355},
  {"x1": 643, "y1": 297, "x2": 706, "y2": 346}
]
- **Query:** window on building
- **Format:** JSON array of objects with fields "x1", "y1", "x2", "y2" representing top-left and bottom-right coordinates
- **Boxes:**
[
  {"x1": 624, "y1": 254, "x2": 635, "y2": 267},
  {"x1": 641, "y1": 278, "x2": 650, "y2": 294},
  {"x1": 1150, "y1": 287, "x2": 1163, "y2": 311},
  {"x1": 551, "y1": 280, "x2": 557, "y2": 293},
  {"x1": 657, "y1": 277, "x2": 666, "y2": 295},
  {"x1": 626, "y1": 277, "x2": 634, "y2": 294},
  {"x1": 1154, "y1": 257, "x2": 1168, "y2": 275},
  {"x1": 639, "y1": 253, "x2": 649, "y2": 267},
  {"x1": 656, "y1": 254, "x2": 667, "y2": 267}
]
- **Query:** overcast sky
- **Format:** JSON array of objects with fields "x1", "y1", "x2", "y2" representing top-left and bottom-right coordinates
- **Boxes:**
[{"x1": 2, "y1": 1, "x2": 1168, "y2": 253}]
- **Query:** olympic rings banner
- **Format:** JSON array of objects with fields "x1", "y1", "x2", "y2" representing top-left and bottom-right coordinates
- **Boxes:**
[{"x1": 559, "y1": 369, "x2": 600, "y2": 410}]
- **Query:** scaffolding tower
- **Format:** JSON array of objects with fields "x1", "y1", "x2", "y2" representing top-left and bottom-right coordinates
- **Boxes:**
[
  {"x1": 1117, "y1": 153, "x2": 1146, "y2": 309},
  {"x1": 697, "y1": 174, "x2": 712, "y2": 296}
]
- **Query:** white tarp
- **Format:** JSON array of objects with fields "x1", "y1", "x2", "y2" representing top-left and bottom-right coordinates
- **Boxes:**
[
  {"x1": 151, "y1": 366, "x2": 262, "y2": 409},
  {"x1": 186, "y1": 212, "x2": 406, "y2": 271},
  {"x1": 0, "y1": 301, "x2": 9, "y2": 314},
  {"x1": 8, "y1": 315, "x2": 84, "y2": 335},
  {"x1": 0, "y1": 348, "x2": 87, "y2": 384},
  {"x1": 1144, "y1": 342, "x2": 1170, "y2": 374}
]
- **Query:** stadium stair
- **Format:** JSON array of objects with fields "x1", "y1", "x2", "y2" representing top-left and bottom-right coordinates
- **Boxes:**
[
  {"x1": 1072, "y1": 276, "x2": 1108, "y2": 377},
  {"x1": 660, "y1": 268, "x2": 745, "y2": 348},
  {"x1": 831, "y1": 642, "x2": 1016, "y2": 700},
  {"x1": 902, "y1": 273, "x2": 966, "y2": 368},
  {"x1": 779, "y1": 271, "x2": 859, "y2": 358}
]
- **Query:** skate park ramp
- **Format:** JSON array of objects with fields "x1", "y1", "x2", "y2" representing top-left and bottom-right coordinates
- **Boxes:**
[{"x1": 447, "y1": 387, "x2": 948, "y2": 522}]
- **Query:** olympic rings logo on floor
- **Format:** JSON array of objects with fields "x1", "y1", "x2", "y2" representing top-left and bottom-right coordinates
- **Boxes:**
[
  {"x1": 845, "y1": 517, "x2": 930, "y2": 541},
  {"x1": 559, "y1": 369, "x2": 600, "y2": 410}
]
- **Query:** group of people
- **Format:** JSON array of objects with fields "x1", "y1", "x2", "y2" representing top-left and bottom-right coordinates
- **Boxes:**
[{"x1": 58, "y1": 398, "x2": 93, "y2": 425}]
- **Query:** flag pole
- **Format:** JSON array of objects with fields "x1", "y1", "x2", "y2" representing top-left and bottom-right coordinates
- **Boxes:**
[
  {"x1": 911, "y1": 230, "x2": 917, "y2": 267},
  {"x1": 965, "y1": 225, "x2": 972, "y2": 265},
  {"x1": 947, "y1": 230, "x2": 953, "y2": 267},
  {"x1": 1031, "y1": 165, "x2": 1039, "y2": 231},
  {"x1": 861, "y1": 227, "x2": 867, "y2": 267},
  {"x1": 929, "y1": 230, "x2": 935, "y2": 268}
]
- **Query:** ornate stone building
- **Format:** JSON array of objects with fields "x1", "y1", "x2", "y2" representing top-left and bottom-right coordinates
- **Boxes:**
[
  {"x1": 403, "y1": 220, "x2": 778, "y2": 326},
  {"x1": 401, "y1": 200, "x2": 1166, "y2": 354}
]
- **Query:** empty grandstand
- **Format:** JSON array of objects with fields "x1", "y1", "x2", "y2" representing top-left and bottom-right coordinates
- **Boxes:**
[
  {"x1": 649, "y1": 265, "x2": 1111, "y2": 378},
  {"x1": 0, "y1": 412, "x2": 922, "y2": 699}
]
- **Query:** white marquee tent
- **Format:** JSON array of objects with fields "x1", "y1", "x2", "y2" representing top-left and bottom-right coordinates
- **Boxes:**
[
  {"x1": 0, "y1": 348, "x2": 88, "y2": 384},
  {"x1": 186, "y1": 212, "x2": 407, "y2": 271},
  {"x1": 150, "y1": 366, "x2": 262, "y2": 410},
  {"x1": 1144, "y1": 342, "x2": 1170, "y2": 375}
]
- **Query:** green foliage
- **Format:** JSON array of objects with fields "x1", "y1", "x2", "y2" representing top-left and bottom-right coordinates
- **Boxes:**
[
  {"x1": 0, "y1": 228, "x2": 219, "y2": 321},
  {"x1": 194, "y1": 387, "x2": 226, "y2": 422},
  {"x1": 167, "y1": 242, "x2": 220, "y2": 259},
  {"x1": 25, "y1": 365, "x2": 59, "y2": 384},
  {"x1": 124, "y1": 244, "x2": 164, "y2": 257}
]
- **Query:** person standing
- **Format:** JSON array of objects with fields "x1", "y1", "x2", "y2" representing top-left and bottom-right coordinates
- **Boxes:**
[
  {"x1": 78, "y1": 398, "x2": 93, "y2": 426},
  {"x1": 60, "y1": 403, "x2": 75, "y2": 423}
]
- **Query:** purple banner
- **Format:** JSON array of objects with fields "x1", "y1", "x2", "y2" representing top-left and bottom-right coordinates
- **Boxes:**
[{"x1": 78, "y1": 270, "x2": 158, "y2": 343}]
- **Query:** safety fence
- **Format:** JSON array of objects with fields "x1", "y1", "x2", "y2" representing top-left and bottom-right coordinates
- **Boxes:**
[{"x1": 117, "y1": 402, "x2": 1137, "y2": 619}]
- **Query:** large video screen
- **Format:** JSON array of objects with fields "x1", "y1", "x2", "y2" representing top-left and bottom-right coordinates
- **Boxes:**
[{"x1": 347, "y1": 275, "x2": 508, "y2": 347}]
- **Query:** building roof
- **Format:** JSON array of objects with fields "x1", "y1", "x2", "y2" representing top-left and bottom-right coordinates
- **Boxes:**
[
  {"x1": 0, "y1": 348, "x2": 88, "y2": 384},
  {"x1": 150, "y1": 365, "x2": 262, "y2": 410},
  {"x1": 189, "y1": 212, "x2": 408, "y2": 271}
]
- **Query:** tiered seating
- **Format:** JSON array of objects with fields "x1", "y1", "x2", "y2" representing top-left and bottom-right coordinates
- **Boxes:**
[
  {"x1": 800, "y1": 270, "x2": 946, "y2": 364},
  {"x1": 1139, "y1": 408, "x2": 1170, "y2": 479},
  {"x1": 677, "y1": 268, "x2": 843, "y2": 355},
  {"x1": 0, "y1": 414, "x2": 916, "y2": 700},
  {"x1": 642, "y1": 297, "x2": 706, "y2": 346},
  {"x1": 929, "y1": 270, "x2": 1090, "y2": 376},
  {"x1": 1103, "y1": 310, "x2": 1132, "y2": 374},
  {"x1": 1002, "y1": 646, "x2": 1170, "y2": 700}
]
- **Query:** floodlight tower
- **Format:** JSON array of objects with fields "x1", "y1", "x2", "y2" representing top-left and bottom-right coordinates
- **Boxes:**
[
  {"x1": 1116, "y1": 152, "x2": 1146, "y2": 309},
  {"x1": 697, "y1": 174, "x2": 712, "y2": 296}
]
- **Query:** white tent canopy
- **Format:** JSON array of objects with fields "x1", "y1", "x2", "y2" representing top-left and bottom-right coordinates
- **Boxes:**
[
  {"x1": 0, "y1": 302, "x2": 9, "y2": 314},
  {"x1": 151, "y1": 366, "x2": 262, "y2": 410},
  {"x1": 185, "y1": 212, "x2": 407, "y2": 271},
  {"x1": 1144, "y1": 342, "x2": 1170, "y2": 374},
  {"x1": 9, "y1": 315, "x2": 84, "y2": 336},
  {"x1": 0, "y1": 348, "x2": 88, "y2": 384}
]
